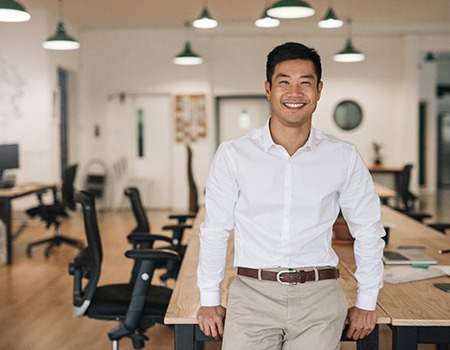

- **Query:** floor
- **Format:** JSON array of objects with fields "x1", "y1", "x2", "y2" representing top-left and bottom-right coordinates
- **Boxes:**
[{"x1": 0, "y1": 190, "x2": 449, "y2": 350}]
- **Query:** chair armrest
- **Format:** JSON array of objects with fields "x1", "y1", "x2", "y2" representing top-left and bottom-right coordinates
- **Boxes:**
[
  {"x1": 162, "y1": 223, "x2": 192, "y2": 231},
  {"x1": 168, "y1": 213, "x2": 196, "y2": 223},
  {"x1": 123, "y1": 248, "x2": 178, "y2": 330},
  {"x1": 125, "y1": 248, "x2": 179, "y2": 262},
  {"x1": 405, "y1": 212, "x2": 432, "y2": 222},
  {"x1": 127, "y1": 232, "x2": 172, "y2": 246},
  {"x1": 428, "y1": 223, "x2": 450, "y2": 234}
]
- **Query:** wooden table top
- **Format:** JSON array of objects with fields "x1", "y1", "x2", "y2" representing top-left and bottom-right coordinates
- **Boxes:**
[
  {"x1": 335, "y1": 205, "x2": 450, "y2": 327},
  {"x1": 164, "y1": 207, "x2": 390, "y2": 325},
  {"x1": 373, "y1": 183, "x2": 396, "y2": 200},
  {"x1": 0, "y1": 182, "x2": 56, "y2": 198}
]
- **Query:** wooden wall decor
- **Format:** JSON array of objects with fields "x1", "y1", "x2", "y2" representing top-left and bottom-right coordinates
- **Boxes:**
[{"x1": 175, "y1": 94, "x2": 207, "y2": 143}]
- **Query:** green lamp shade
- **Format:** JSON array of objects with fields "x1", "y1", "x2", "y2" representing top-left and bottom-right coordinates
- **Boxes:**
[
  {"x1": 425, "y1": 52, "x2": 436, "y2": 62},
  {"x1": 333, "y1": 39, "x2": 365, "y2": 63},
  {"x1": 193, "y1": 7, "x2": 218, "y2": 29},
  {"x1": 42, "y1": 22, "x2": 80, "y2": 50},
  {"x1": 173, "y1": 42, "x2": 203, "y2": 65},
  {"x1": 255, "y1": 8, "x2": 280, "y2": 28},
  {"x1": 0, "y1": 0, "x2": 30, "y2": 22},
  {"x1": 267, "y1": 0, "x2": 315, "y2": 19},
  {"x1": 318, "y1": 7, "x2": 343, "y2": 28}
]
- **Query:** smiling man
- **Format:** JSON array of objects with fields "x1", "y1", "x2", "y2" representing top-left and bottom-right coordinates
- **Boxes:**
[{"x1": 197, "y1": 42, "x2": 385, "y2": 350}]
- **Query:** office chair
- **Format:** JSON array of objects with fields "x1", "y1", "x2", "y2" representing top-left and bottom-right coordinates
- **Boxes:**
[
  {"x1": 69, "y1": 191, "x2": 179, "y2": 350},
  {"x1": 26, "y1": 164, "x2": 84, "y2": 257},
  {"x1": 391, "y1": 164, "x2": 432, "y2": 222},
  {"x1": 124, "y1": 186, "x2": 190, "y2": 283},
  {"x1": 168, "y1": 144, "x2": 199, "y2": 225}
]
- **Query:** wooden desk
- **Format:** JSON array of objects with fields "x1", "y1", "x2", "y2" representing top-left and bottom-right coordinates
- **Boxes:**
[
  {"x1": 374, "y1": 183, "x2": 397, "y2": 205},
  {"x1": 369, "y1": 165, "x2": 404, "y2": 200},
  {"x1": 0, "y1": 182, "x2": 56, "y2": 264},
  {"x1": 165, "y1": 208, "x2": 389, "y2": 350},
  {"x1": 335, "y1": 205, "x2": 450, "y2": 350}
]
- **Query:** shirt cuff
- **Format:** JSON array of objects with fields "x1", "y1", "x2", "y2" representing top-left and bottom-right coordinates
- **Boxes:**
[
  {"x1": 200, "y1": 290, "x2": 221, "y2": 307},
  {"x1": 355, "y1": 292, "x2": 378, "y2": 311}
]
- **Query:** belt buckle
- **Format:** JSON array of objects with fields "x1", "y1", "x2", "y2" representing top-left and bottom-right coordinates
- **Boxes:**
[{"x1": 276, "y1": 269, "x2": 303, "y2": 285}]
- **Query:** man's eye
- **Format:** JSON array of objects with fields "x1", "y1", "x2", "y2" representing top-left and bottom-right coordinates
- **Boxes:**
[
  {"x1": 301, "y1": 81, "x2": 311, "y2": 86},
  {"x1": 279, "y1": 80, "x2": 289, "y2": 85}
]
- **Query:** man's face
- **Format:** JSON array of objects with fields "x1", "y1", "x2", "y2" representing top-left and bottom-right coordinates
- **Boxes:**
[{"x1": 265, "y1": 59, "x2": 323, "y2": 129}]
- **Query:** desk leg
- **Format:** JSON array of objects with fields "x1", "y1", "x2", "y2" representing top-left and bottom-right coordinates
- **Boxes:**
[
  {"x1": 392, "y1": 326, "x2": 418, "y2": 350},
  {"x1": 0, "y1": 198, "x2": 12, "y2": 265},
  {"x1": 358, "y1": 324, "x2": 379, "y2": 350},
  {"x1": 175, "y1": 325, "x2": 195, "y2": 350}
]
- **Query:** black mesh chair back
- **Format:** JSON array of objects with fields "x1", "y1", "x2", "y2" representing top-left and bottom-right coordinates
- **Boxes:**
[
  {"x1": 124, "y1": 187, "x2": 150, "y2": 233},
  {"x1": 123, "y1": 186, "x2": 191, "y2": 284},
  {"x1": 69, "y1": 191, "x2": 179, "y2": 350},
  {"x1": 62, "y1": 164, "x2": 78, "y2": 211},
  {"x1": 392, "y1": 164, "x2": 432, "y2": 222}
]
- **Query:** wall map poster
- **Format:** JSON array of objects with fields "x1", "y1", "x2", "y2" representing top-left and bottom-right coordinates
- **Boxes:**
[{"x1": 175, "y1": 94, "x2": 207, "y2": 143}]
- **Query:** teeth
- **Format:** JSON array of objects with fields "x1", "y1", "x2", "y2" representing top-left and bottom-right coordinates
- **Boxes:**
[{"x1": 284, "y1": 103, "x2": 304, "y2": 108}]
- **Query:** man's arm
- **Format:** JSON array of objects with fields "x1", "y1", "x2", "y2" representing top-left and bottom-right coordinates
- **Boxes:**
[
  {"x1": 197, "y1": 142, "x2": 238, "y2": 337},
  {"x1": 197, "y1": 305, "x2": 227, "y2": 339},
  {"x1": 346, "y1": 306, "x2": 377, "y2": 340}
]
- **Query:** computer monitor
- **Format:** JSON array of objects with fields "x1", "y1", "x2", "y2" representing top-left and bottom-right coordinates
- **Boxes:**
[{"x1": 0, "y1": 144, "x2": 19, "y2": 184}]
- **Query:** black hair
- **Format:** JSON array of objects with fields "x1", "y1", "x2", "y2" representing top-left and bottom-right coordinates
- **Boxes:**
[{"x1": 266, "y1": 42, "x2": 322, "y2": 87}]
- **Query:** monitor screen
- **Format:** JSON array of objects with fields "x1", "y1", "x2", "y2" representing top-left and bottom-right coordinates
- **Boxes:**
[{"x1": 0, "y1": 144, "x2": 19, "y2": 179}]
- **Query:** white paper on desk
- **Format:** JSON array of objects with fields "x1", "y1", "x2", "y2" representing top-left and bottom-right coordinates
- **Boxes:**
[
  {"x1": 384, "y1": 266, "x2": 446, "y2": 284},
  {"x1": 429, "y1": 265, "x2": 450, "y2": 276}
]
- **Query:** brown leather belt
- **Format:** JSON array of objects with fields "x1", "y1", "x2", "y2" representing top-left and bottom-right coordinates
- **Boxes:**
[{"x1": 237, "y1": 267, "x2": 339, "y2": 285}]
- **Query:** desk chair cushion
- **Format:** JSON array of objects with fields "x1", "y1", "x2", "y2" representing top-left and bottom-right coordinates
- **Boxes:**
[{"x1": 88, "y1": 284, "x2": 172, "y2": 319}]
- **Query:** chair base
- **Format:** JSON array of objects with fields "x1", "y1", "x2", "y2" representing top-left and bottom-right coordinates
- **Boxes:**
[
  {"x1": 108, "y1": 322, "x2": 153, "y2": 350},
  {"x1": 27, "y1": 234, "x2": 84, "y2": 257}
]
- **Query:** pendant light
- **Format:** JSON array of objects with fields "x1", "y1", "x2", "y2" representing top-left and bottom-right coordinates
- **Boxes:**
[
  {"x1": 267, "y1": 0, "x2": 314, "y2": 19},
  {"x1": 0, "y1": 0, "x2": 31, "y2": 22},
  {"x1": 255, "y1": 4, "x2": 280, "y2": 28},
  {"x1": 43, "y1": 0, "x2": 80, "y2": 50},
  {"x1": 193, "y1": 0, "x2": 217, "y2": 29},
  {"x1": 333, "y1": 19, "x2": 365, "y2": 63},
  {"x1": 173, "y1": 22, "x2": 203, "y2": 66},
  {"x1": 424, "y1": 52, "x2": 436, "y2": 62},
  {"x1": 318, "y1": 0, "x2": 343, "y2": 28}
]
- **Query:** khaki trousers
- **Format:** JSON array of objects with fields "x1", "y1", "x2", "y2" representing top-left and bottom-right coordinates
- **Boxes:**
[{"x1": 222, "y1": 274, "x2": 348, "y2": 350}]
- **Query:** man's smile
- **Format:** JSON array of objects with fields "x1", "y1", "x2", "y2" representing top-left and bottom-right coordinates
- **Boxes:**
[{"x1": 283, "y1": 102, "x2": 306, "y2": 109}]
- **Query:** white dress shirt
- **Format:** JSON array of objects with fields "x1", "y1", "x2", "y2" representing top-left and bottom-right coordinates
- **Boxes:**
[{"x1": 198, "y1": 118, "x2": 385, "y2": 311}]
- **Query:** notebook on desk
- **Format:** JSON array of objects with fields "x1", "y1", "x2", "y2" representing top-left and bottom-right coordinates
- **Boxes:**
[{"x1": 383, "y1": 249, "x2": 438, "y2": 265}]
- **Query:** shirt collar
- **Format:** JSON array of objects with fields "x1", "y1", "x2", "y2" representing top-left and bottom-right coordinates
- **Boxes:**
[{"x1": 262, "y1": 117, "x2": 318, "y2": 153}]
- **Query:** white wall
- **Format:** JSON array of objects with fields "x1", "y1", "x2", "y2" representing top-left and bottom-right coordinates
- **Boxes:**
[
  {"x1": 79, "y1": 29, "x2": 413, "y2": 209},
  {"x1": 2, "y1": 10, "x2": 450, "y2": 210}
]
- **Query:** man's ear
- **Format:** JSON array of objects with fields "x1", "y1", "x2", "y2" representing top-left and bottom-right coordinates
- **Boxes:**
[
  {"x1": 317, "y1": 81, "x2": 323, "y2": 101},
  {"x1": 265, "y1": 80, "x2": 271, "y2": 100}
]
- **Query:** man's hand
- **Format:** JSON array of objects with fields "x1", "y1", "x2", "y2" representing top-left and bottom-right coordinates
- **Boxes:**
[
  {"x1": 345, "y1": 306, "x2": 377, "y2": 340},
  {"x1": 197, "y1": 305, "x2": 227, "y2": 340}
]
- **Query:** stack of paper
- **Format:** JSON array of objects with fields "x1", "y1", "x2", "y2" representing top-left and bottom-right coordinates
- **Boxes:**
[{"x1": 384, "y1": 266, "x2": 447, "y2": 284}]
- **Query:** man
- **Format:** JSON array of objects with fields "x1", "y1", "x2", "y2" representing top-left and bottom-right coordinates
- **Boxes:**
[{"x1": 197, "y1": 42, "x2": 385, "y2": 349}]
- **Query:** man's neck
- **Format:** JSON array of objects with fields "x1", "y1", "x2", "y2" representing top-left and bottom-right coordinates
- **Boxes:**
[{"x1": 269, "y1": 118, "x2": 311, "y2": 156}]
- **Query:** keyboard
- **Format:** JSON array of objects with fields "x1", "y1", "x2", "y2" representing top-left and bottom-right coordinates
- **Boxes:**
[
  {"x1": 383, "y1": 251, "x2": 409, "y2": 261},
  {"x1": 0, "y1": 180, "x2": 14, "y2": 189}
]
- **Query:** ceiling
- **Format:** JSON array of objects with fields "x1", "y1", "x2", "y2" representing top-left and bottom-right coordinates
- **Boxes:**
[{"x1": 26, "y1": 0, "x2": 450, "y2": 35}]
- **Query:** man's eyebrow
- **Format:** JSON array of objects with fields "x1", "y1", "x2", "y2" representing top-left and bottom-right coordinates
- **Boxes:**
[
  {"x1": 274, "y1": 73, "x2": 315, "y2": 80},
  {"x1": 274, "y1": 73, "x2": 290, "y2": 80}
]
